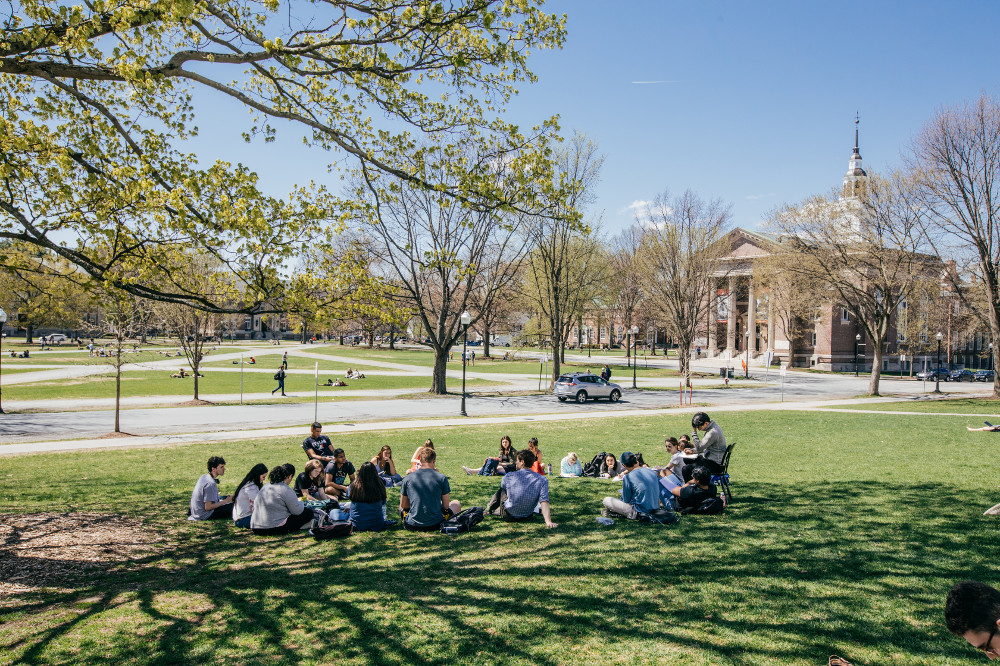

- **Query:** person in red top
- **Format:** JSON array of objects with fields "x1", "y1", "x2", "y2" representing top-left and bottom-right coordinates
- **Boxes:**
[{"x1": 527, "y1": 437, "x2": 545, "y2": 475}]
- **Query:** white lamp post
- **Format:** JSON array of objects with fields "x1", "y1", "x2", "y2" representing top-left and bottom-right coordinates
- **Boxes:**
[
  {"x1": 460, "y1": 311, "x2": 472, "y2": 416},
  {"x1": 934, "y1": 332, "x2": 943, "y2": 394}
]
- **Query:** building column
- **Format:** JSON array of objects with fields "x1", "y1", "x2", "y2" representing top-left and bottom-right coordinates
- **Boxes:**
[
  {"x1": 725, "y1": 276, "x2": 737, "y2": 358},
  {"x1": 707, "y1": 288, "x2": 717, "y2": 358},
  {"x1": 746, "y1": 277, "x2": 757, "y2": 359},
  {"x1": 766, "y1": 298, "x2": 776, "y2": 357}
]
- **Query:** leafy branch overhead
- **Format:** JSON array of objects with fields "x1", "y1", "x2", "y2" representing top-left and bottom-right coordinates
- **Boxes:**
[{"x1": 0, "y1": 0, "x2": 567, "y2": 311}]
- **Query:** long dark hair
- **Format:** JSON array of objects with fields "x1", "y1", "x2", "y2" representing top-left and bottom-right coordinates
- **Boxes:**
[
  {"x1": 233, "y1": 463, "x2": 268, "y2": 505},
  {"x1": 499, "y1": 435, "x2": 514, "y2": 456},
  {"x1": 375, "y1": 445, "x2": 392, "y2": 474},
  {"x1": 349, "y1": 461, "x2": 387, "y2": 504},
  {"x1": 269, "y1": 463, "x2": 295, "y2": 484}
]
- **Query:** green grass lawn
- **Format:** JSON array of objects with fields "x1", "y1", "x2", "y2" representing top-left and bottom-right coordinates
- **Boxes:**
[
  {"x1": 201, "y1": 356, "x2": 389, "y2": 372},
  {"x1": 836, "y1": 397, "x2": 1000, "y2": 416},
  {"x1": 1, "y1": 409, "x2": 997, "y2": 664},
  {"x1": 3, "y1": 370, "x2": 501, "y2": 401}
]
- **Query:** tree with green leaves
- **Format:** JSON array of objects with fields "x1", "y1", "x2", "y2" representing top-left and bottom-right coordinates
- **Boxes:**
[{"x1": 1, "y1": 0, "x2": 567, "y2": 311}]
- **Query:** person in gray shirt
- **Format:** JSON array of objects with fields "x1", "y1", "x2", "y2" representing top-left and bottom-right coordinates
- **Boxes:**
[
  {"x1": 251, "y1": 464, "x2": 315, "y2": 536},
  {"x1": 399, "y1": 448, "x2": 461, "y2": 531},
  {"x1": 189, "y1": 456, "x2": 233, "y2": 520},
  {"x1": 681, "y1": 412, "x2": 727, "y2": 482}
]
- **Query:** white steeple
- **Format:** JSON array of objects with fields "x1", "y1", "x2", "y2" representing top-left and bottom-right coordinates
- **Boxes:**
[{"x1": 843, "y1": 113, "x2": 868, "y2": 199}]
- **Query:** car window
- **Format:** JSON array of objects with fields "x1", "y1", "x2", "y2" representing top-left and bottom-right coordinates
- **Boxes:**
[{"x1": 557, "y1": 375, "x2": 572, "y2": 383}]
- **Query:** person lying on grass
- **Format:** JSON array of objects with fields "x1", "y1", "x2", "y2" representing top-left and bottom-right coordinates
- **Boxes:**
[
  {"x1": 601, "y1": 453, "x2": 660, "y2": 521},
  {"x1": 250, "y1": 464, "x2": 315, "y2": 536},
  {"x1": 295, "y1": 460, "x2": 331, "y2": 501},
  {"x1": 486, "y1": 450, "x2": 557, "y2": 528},
  {"x1": 399, "y1": 447, "x2": 461, "y2": 532},
  {"x1": 189, "y1": 456, "x2": 233, "y2": 521},
  {"x1": 232, "y1": 463, "x2": 268, "y2": 529},
  {"x1": 666, "y1": 465, "x2": 718, "y2": 512},
  {"x1": 462, "y1": 435, "x2": 518, "y2": 476},
  {"x1": 349, "y1": 462, "x2": 398, "y2": 532},
  {"x1": 324, "y1": 449, "x2": 356, "y2": 499},
  {"x1": 945, "y1": 580, "x2": 1000, "y2": 659},
  {"x1": 967, "y1": 422, "x2": 1000, "y2": 432},
  {"x1": 599, "y1": 453, "x2": 624, "y2": 479}
]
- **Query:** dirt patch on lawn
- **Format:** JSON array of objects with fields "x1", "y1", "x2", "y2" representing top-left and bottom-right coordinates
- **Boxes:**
[
  {"x1": 175, "y1": 399, "x2": 215, "y2": 406},
  {"x1": 0, "y1": 513, "x2": 160, "y2": 596}
]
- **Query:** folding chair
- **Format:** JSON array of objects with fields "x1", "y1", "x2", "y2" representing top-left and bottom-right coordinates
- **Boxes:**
[{"x1": 711, "y1": 442, "x2": 735, "y2": 501}]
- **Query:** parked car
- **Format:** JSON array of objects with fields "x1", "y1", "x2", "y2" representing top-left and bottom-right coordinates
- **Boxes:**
[
  {"x1": 554, "y1": 372, "x2": 622, "y2": 403},
  {"x1": 915, "y1": 368, "x2": 948, "y2": 380},
  {"x1": 975, "y1": 369, "x2": 995, "y2": 382},
  {"x1": 41, "y1": 333, "x2": 68, "y2": 344},
  {"x1": 948, "y1": 369, "x2": 975, "y2": 382}
]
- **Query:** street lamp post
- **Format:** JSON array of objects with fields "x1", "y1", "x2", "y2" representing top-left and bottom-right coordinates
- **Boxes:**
[
  {"x1": 631, "y1": 325, "x2": 639, "y2": 388},
  {"x1": 934, "y1": 332, "x2": 943, "y2": 394},
  {"x1": 460, "y1": 311, "x2": 471, "y2": 416},
  {"x1": 855, "y1": 333, "x2": 861, "y2": 377},
  {"x1": 587, "y1": 327, "x2": 591, "y2": 358},
  {"x1": 0, "y1": 307, "x2": 6, "y2": 414},
  {"x1": 990, "y1": 342, "x2": 994, "y2": 372}
]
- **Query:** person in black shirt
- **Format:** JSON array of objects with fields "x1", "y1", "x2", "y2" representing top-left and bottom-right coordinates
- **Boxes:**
[
  {"x1": 302, "y1": 422, "x2": 334, "y2": 463},
  {"x1": 669, "y1": 465, "x2": 717, "y2": 510},
  {"x1": 294, "y1": 460, "x2": 330, "y2": 500},
  {"x1": 324, "y1": 448, "x2": 357, "y2": 499}
]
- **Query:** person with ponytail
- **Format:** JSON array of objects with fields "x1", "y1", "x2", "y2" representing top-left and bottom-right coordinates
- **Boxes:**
[
  {"x1": 232, "y1": 463, "x2": 268, "y2": 528},
  {"x1": 251, "y1": 464, "x2": 315, "y2": 536}
]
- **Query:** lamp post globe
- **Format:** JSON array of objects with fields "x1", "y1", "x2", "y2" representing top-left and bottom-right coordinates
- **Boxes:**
[
  {"x1": 934, "y1": 332, "x2": 943, "y2": 394},
  {"x1": 460, "y1": 311, "x2": 471, "y2": 416},
  {"x1": 0, "y1": 307, "x2": 6, "y2": 414}
]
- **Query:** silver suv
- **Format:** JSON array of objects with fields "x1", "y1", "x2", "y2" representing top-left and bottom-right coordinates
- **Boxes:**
[{"x1": 554, "y1": 372, "x2": 622, "y2": 403}]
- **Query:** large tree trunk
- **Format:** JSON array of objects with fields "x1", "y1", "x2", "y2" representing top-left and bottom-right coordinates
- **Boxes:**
[
  {"x1": 431, "y1": 346, "x2": 449, "y2": 394},
  {"x1": 389, "y1": 325, "x2": 395, "y2": 350},
  {"x1": 25, "y1": 324, "x2": 33, "y2": 345},
  {"x1": 868, "y1": 340, "x2": 883, "y2": 396},
  {"x1": 482, "y1": 327, "x2": 491, "y2": 358},
  {"x1": 679, "y1": 341, "x2": 692, "y2": 388}
]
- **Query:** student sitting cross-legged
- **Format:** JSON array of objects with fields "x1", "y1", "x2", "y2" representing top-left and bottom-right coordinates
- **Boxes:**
[
  {"x1": 250, "y1": 464, "x2": 315, "y2": 536},
  {"x1": 189, "y1": 456, "x2": 234, "y2": 521},
  {"x1": 486, "y1": 450, "x2": 557, "y2": 528},
  {"x1": 399, "y1": 447, "x2": 461, "y2": 532},
  {"x1": 601, "y1": 453, "x2": 661, "y2": 520},
  {"x1": 324, "y1": 448, "x2": 356, "y2": 499},
  {"x1": 349, "y1": 462, "x2": 398, "y2": 532}
]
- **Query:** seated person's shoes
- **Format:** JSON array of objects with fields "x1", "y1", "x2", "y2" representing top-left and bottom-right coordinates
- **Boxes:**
[
  {"x1": 828, "y1": 656, "x2": 852, "y2": 666},
  {"x1": 384, "y1": 519, "x2": 398, "y2": 527}
]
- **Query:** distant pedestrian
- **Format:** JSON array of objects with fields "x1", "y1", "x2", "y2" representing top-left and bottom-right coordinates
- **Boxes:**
[
  {"x1": 272, "y1": 367, "x2": 287, "y2": 396},
  {"x1": 281, "y1": 351, "x2": 288, "y2": 369}
]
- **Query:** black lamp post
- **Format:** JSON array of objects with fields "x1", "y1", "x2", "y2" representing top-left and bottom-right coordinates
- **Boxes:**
[
  {"x1": 631, "y1": 325, "x2": 639, "y2": 388},
  {"x1": 587, "y1": 326, "x2": 591, "y2": 358},
  {"x1": 990, "y1": 342, "x2": 994, "y2": 372},
  {"x1": 460, "y1": 310, "x2": 471, "y2": 416},
  {"x1": 0, "y1": 307, "x2": 6, "y2": 414},
  {"x1": 854, "y1": 333, "x2": 861, "y2": 377},
  {"x1": 745, "y1": 330, "x2": 751, "y2": 378},
  {"x1": 934, "y1": 331, "x2": 943, "y2": 394}
]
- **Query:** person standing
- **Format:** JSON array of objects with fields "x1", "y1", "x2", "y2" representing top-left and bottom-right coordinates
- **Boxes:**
[
  {"x1": 272, "y1": 366, "x2": 287, "y2": 396},
  {"x1": 681, "y1": 412, "x2": 727, "y2": 482},
  {"x1": 601, "y1": 453, "x2": 661, "y2": 520},
  {"x1": 189, "y1": 456, "x2": 233, "y2": 520},
  {"x1": 281, "y1": 351, "x2": 288, "y2": 369}
]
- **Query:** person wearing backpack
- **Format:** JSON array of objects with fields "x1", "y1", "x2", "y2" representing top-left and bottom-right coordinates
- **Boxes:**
[
  {"x1": 601, "y1": 453, "x2": 660, "y2": 520},
  {"x1": 667, "y1": 465, "x2": 718, "y2": 511},
  {"x1": 486, "y1": 450, "x2": 557, "y2": 528},
  {"x1": 271, "y1": 366, "x2": 287, "y2": 396}
]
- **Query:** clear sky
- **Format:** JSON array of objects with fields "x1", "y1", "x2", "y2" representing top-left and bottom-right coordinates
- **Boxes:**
[{"x1": 193, "y1": 1, "x2": 1000, "y2": 236}]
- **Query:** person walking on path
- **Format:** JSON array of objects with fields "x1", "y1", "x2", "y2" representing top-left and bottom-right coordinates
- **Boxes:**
[
  {"x1": 272, "y1": 366, "x2": 287, "y2": 396},
  {"x1": 281, "y1": 351, "x2": 288, "y2": 370}
]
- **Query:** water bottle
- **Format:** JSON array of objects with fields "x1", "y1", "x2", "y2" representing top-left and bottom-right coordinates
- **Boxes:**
[
  {"x1": 596, "y1": 516, "x2": 614, "y2": 526},
  {"x1": 547, "y1": 463, "x2": 552, "y2": 476}
]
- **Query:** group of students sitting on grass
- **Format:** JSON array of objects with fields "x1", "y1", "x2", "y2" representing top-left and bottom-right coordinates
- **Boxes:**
[{"x1": 188, "y1": 412, "x2": 729, "y2": 536}]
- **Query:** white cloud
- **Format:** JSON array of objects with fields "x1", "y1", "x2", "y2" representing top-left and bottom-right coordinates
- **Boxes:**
[{"x1": 618, "y1": 199, "x2": 651, "y2": 216}]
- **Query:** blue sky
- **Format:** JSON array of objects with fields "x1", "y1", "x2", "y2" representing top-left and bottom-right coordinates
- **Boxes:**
[{"x1": 193, "y1": 1, "x2": 1000, "y2": 236}]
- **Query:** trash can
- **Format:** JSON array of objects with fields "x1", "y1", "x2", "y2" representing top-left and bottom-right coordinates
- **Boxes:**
[{"x1": 720, "y1": 367, "x2": 727, "y2": 378}]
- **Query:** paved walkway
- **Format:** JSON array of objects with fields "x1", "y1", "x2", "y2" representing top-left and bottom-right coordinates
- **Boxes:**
[{"x1": 0, "y1": 393, "x2": 989, "y2": 457}]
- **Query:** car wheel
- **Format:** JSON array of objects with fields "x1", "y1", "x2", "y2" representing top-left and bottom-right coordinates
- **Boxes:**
[
  {"x1": 609, "y1": 389, "x2": 621, "y2": 402},
  {"x1": 575, "y1": 390, "x2": 588, "y2": 404},
  {"x1": 557, "y1": 396, "x2": 567, "y2": 402}
]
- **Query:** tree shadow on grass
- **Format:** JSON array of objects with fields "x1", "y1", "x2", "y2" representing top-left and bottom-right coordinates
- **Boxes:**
[{"x1": 2, "y1": 482, "x2": 999, "y2": 664}]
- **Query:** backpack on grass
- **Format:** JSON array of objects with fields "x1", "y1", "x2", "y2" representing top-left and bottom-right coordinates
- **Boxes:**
[
  {"x1": 582, "y1": 452, "x2": 607, "y2": 478},
  {"x1": 637, "y1": 508, "x2": 680, "y2": 525},
  {"x1": 680, "y1": 497, "x2": 725, "y2": 516},
  {"x1": 440, "y1": 507, "x2": 484, "y2": 535}
]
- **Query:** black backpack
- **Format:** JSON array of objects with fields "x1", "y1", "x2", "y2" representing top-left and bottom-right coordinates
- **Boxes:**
[
  {"x1": 310, "y1": 521, "x2": 353, "y2": 539},
  {"x1": 637, "y1": 508, "x2": 680, "y2": 525},
  {"x1": 582, "y1": 452, "x2": 607, "y2": 478},
  {"x1": 681, "y1": 497, "x2": 725, "y2": 516},
  {"x1": 440, "y1": 507, "x2": 485, "y2": 535}
]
